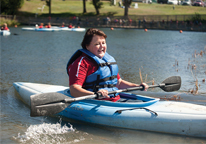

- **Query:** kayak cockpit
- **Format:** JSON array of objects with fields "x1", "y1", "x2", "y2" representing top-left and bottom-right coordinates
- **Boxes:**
[{"x1": 64, "y1": 89, "x2": 159, "y2": 108}]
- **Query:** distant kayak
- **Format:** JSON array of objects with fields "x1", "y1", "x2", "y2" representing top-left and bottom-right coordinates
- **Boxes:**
[
  {"x1": 22, "y1": 27, "x2": 86, "y2": 32},
  {"x1": 22, "y1": 27, "x2": 61, "y2": 32},
  {"x1": 60, "y1": 27, "x2": 86, "y2": 32},
  {"x1": 1, "y1": 30, "x2": 11, "y2": 36}
]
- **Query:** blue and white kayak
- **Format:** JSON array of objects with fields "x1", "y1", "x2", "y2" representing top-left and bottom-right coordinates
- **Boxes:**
[
  {"x1": 13, "y1": 82, "x2": 206, "y2": 138},
  {"x1": 22, "y1": 27, "x2": 61, "y2": 32},
  {"x1": 60, "y1": 27, "x2": 86, "y2": 32},
  {"x1": 22, "y1": 27, "x2": 85, "y2": 32},
  {"x1": 1, "y1": 30, "x2": 11, "y2": 36}
]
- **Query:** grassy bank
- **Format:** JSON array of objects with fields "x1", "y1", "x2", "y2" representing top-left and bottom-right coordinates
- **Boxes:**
[
  {"x1": 0, "y1": 17, "x2": 20, "y2": 26},
  {"x1": 2, "y1": 0, "x2": 206, "y2": 27},
  {"x1": 18, "y1": 0, "x2": 206, "y2": 17}
]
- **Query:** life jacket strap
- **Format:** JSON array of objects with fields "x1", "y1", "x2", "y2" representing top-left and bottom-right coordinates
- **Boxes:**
[
  {"x1": 92, "y1": 75, "x2": 100, "y2": 93},
  {"x1": 84, "y1": 75, "x2": 117, "y2": 86},
  {"x1": 84, "y1": 84, "x2": 117, "y2": 90},
  {"x1": 99, "y1": 62, "x2": 117, "y2": 67}
]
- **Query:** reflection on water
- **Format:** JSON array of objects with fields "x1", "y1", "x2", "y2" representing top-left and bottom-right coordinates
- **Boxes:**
[{"x1": 1, "y1": 27, "x2": 206, "y2": 143}]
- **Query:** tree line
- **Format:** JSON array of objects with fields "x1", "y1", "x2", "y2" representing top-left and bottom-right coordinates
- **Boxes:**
[
  {"x1": 1, "y1": 0, "x2": 24, "y2": 15},
  {"x1": 1, "y1": 0, "x2": 132, "y2": 16}
]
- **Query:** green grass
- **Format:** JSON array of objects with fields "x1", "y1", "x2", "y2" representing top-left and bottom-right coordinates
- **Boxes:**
[
  {"x1": 18, "y1": 0, "x2": 206, "y2": 17},
  {"x1": 0, "y1": 17, "x2": 20, "y2": 26}
]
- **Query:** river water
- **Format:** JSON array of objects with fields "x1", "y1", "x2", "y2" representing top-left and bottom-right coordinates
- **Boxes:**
[{"x1": 1, "y1": 27, "x2": 206, "y2": 144}]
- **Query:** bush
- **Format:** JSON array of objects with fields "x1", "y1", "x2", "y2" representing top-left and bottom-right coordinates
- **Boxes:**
[
  {"x1": 0, "y1": 18, "x2": 20, "y2": 27},
  {"x1": 191, "y1": 13, "x2": 202, "y2": 21}
]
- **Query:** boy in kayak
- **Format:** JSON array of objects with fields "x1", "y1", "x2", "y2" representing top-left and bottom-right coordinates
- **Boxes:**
[
  {"x1": 67, "y1": 28, "x2": 148, "y2": 102},
  {"x1": 1, "y1": 23, "x2": 10, "y2": 31}
]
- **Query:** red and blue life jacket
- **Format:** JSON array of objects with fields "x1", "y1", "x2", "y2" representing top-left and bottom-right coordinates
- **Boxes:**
[{"x1": 67, "y1": 49, "x2": 119, "y2": 97}]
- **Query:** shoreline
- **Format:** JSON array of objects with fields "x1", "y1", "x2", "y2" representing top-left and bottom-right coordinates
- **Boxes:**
[{"x1": 1, "y1": 15, "x2": 206, "y2": 32}]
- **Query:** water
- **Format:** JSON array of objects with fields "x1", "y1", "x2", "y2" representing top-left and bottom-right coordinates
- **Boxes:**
[{"x1": 1, "y1": 27, "x2": 206, "y2": 144}]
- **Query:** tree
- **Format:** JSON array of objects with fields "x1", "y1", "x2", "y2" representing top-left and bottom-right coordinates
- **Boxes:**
[
  {"x1": 123, "y1": 0, "x2": 133, "y2": 16},
  {"x1": 92, "y1": 0, "x2": 103, "y2": 15},
  {"x1": 83, "y1": 0, "x2": 87, "y2": 13},
  {"x1": 1, "y1": 0, "x2": 24, "y2": 15},
  {"x1": 46, "y1": 0, "x2": 51, "y2": 16}
]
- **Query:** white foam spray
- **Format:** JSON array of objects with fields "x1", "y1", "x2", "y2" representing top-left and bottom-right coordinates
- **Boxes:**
[{"x1": 13, "y1": 122, "x2": 78, "y2": 144}]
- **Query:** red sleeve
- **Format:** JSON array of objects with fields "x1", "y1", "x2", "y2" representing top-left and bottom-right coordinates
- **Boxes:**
[{"x1": 68, "y1": 55, "x2": 98, "y2": 86}]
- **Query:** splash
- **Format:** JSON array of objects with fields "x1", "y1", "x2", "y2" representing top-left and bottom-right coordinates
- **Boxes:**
[{"x1": 13, "y1": 122, "x2": 76, "y2": 144}]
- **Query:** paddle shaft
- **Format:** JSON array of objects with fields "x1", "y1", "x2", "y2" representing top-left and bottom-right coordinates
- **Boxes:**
[
  {"x1": 64, "y1": 83, "x2": 165, "y2": 103},
  {"x1": 30, "y1": 76, "x2": 181, "y2": 117}
]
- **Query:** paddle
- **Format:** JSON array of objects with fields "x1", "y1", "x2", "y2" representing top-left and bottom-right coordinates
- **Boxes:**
[{"x1": 30, "y1": 76, "x2": 181, "y2": 117}]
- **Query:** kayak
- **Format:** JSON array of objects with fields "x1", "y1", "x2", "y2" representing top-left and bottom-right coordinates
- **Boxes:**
[
  {"x1": 22, "y1": 27, "x2": 85, "y2": 32},
  {"x1": 22, "y1": 27, "x2": 61, "y2": 32},
  {"x1": 13, "y1": 82, "x2": 206, "y2": 138},
  {"x1": 60, "y1": 27, "x2": 86, "y2": 32},
  {"x1": 1, "y1": 30, "x2": 11, "y2": 36}
]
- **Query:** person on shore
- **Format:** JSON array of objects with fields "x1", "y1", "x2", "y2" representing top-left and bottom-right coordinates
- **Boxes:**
[
  {"x1": 129, "y1": 19, "x2": 132, "y2": 26},
  {"x1": 119, "y1": 19, "x2": 122, "y2": 26},
  {"x1": 138, "y1": 19, "x2": 141, "y2": 28},
  {"x1": 66, "y1": 28, "x2": 148, "y2": 102},
  {"x1": 1, "y1": 23, "x2": 10, "y2": 31}
]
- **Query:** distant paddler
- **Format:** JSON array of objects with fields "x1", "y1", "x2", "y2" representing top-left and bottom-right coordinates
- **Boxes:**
[
  {"x1": 1, "y1": 23, "x2": 10, "y2": 31},
  {"x1": 68, "y1": 23, "x2": 74, "y2": 28},
  {"x1": 45, "y1": 22, "x2": 51, "y2": 28},
  {"x1": 61, "y1": 22, "x2": 65, "y2": 27},
  {"x1": 38, "y1": 23, "x2": 44, "y2": 29}
]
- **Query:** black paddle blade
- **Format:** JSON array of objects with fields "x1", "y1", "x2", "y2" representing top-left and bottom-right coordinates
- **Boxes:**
[
  {"x1": 30, "y1": 102, "x2": 70, "y2": 117},
  {"x1": 160, "y1": 76, "x2": 181, "y2": 92},
  {"x1": 30, "y1": 93, "x2": 71, "y2": 117}
]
